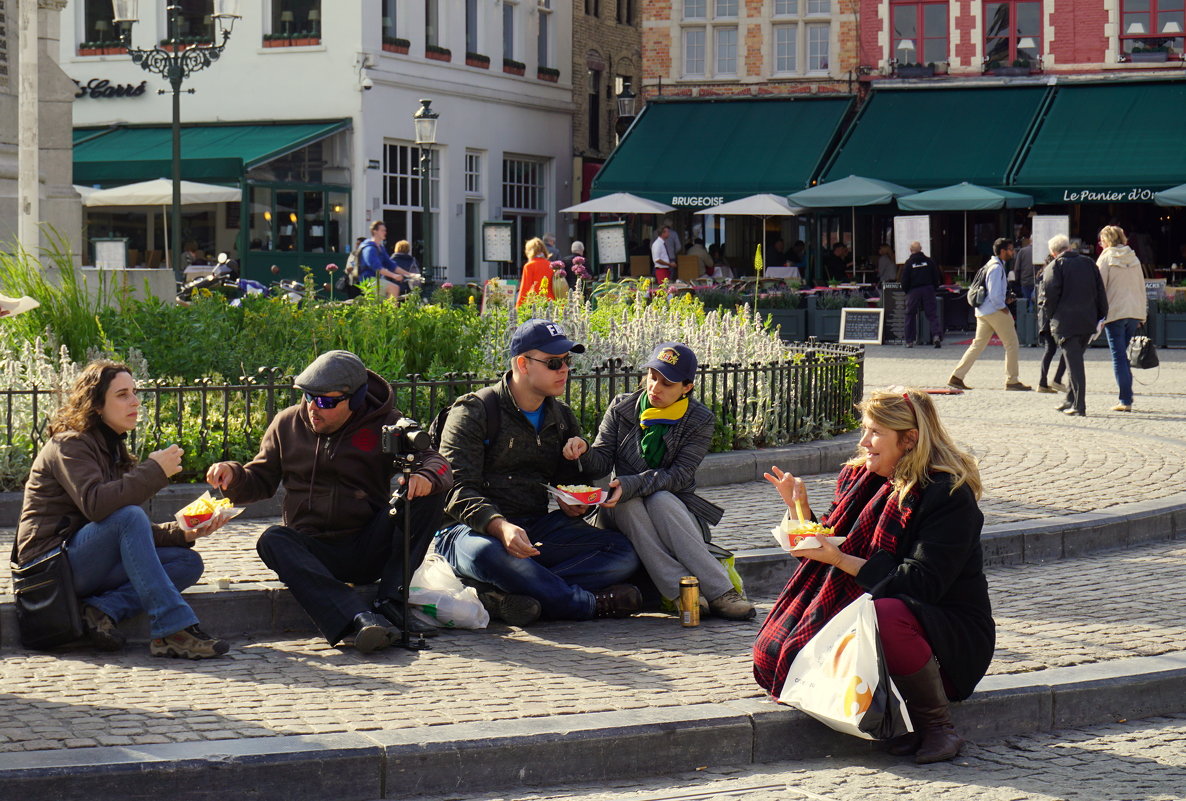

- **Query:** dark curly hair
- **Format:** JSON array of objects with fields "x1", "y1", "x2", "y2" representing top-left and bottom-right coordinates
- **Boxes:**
[{"x1": 49, "y1": 360, "x2": 135, "y2": 438}]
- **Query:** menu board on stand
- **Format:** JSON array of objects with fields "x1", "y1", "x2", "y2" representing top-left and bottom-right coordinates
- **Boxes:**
[{"x1": 881, "y1": 281, "x2": 906, "y2": 342}]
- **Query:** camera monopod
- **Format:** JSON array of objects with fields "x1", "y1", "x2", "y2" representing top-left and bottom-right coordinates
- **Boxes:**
[{"x1": 388, "y1": 453, "x2": 429, "y2": 652}]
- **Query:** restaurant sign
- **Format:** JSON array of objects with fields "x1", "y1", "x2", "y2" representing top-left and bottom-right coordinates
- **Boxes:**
[
  {"x1": 670, "y1": 195, "x2": 726, "y2": 208},
  {"x1": 73, "y1": 78, "x2": 148, "y2": 99},
  {"x1": 1060, "y1": 188, "x2": 1158, "y2": 202}
]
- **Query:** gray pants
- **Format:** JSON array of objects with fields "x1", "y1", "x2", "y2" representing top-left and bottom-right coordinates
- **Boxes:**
[{"x1": 600, "y1": 491, "x2": 732, "y2": 601}]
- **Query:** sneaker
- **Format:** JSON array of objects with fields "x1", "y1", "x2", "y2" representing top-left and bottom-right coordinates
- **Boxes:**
[
  {"x1": 1036, "y1": 384, "x2": 1056, "y2": 393},
  {"x1": 707, "y1": 589, "x2": 756, "y2": 621},
  {"x1": 1005, "y1": 381, "x2": 1032, "y2": 391},
  {"x1": 933, "y1": 337, "x2": 942, "y2": 349},
  {"x1": 1112, "y1": 403, "x2": 1132, "y2": 412},
  {"x1": 905, "y1": 342, "x2": 914, "y2": 349},
  {"x1": 479, "y1": 590, "x2": 542, "y2": 627},
  {"x1": 1064, "y1": 408, "x2": 1085, "y2": 417},
  {"x1": 1051, "y1": 381, "x2": 1068, "y2": 392},
  {"x1": 947, "y1": 376, "x2": 970, "y2": 390},
  {"x1": 150, "y1": 625, "x2": 230, "y2": 660},
  {"x1": 1056, "y1": 402, "x2": 1072, "y2": 412},
  {"x1": 82, "y1": 604, "x2": 125, "y2": 652},
  {"x1": 593, "y1": 584, "x2": 643, "y2": 618},
  {"x1": 346, "y1": 611, "x2": 395, "y2": 653}
]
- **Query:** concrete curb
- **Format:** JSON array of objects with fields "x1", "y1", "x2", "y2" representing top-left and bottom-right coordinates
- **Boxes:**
[{"x1": 2, "y1": 651, "x2": 1182, "y2": 801}]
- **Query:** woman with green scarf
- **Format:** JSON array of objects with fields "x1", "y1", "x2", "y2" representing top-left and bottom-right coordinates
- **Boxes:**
[{"x1": 583, "y1": 344, "x2": 756, "y2": 621}]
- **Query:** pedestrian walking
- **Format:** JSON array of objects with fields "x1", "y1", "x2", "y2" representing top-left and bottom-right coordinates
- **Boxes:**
[
  {"x1": 1096, "y1": 225, "x2": 1146, "y2": 412},
  {"x1": 516, "y1": 237, "x2": 558, "y2": 307},
  {"x1": 1041, "y1": 235, "x2": 1108, "y2": 417},
  {"x1": 1035, "y1": 266, "x2": 1068, "y2": 394},
  {"x1": 947, "y1": 238, "x2": 1031, "y2": 391}
]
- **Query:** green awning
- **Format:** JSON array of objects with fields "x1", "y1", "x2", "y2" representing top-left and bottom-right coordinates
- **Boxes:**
[
  {"x1": 73, "y1": 120, "x2": 352, "y2": 186},
  {"x1": 591, "y1": 96, "x2": 853, "y2": 208},
  {"x1": 819, "y1": 86, "x2": 1048, "y2": 190},
  {"x1": 1010, "y1": 80, "x2": 1186, "y2": 203}
]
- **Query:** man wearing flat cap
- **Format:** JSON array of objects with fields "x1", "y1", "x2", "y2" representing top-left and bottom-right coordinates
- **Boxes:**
[
  {"x1": 434, "y1": 319, "x2": 642, "y2": 627},
  {"x1": 206, "y1": 350, "x2": 452, "y2": 653}
]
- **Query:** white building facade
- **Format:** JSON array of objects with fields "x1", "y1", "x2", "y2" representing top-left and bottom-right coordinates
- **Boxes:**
[{"x1": 62, "y1": 0, "x2": 574, "y2": 283}]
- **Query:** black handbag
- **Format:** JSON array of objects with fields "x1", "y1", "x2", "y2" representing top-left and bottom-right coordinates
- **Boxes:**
[
  {"x1": 10, "y1": 540, "x2": 84, "y2": 650},
  {"x1": 1128, "y1": 327, "x2": 1159, "y2": 370}
]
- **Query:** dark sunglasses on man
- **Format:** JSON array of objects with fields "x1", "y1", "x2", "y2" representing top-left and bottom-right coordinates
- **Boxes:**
[
  {"x1": 522, "y1": 354, "x2": 574, "y2": 370},
  {"x1": 304, "y1": 392, "x2": 350, "y2": 409}
]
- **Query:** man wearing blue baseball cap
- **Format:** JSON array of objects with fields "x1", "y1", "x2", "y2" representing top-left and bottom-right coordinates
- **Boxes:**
[{"x1": 434, "y1": 319, "x2": 642, "y2": 626}]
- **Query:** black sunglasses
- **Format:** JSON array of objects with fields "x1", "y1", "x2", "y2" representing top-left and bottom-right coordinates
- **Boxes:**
[
  {"x1": 523, "y1": 354, "x2": 574, "y2": 370},
  {"x1": 304, "y1": 392, "x2": 350, "y2": 409}
]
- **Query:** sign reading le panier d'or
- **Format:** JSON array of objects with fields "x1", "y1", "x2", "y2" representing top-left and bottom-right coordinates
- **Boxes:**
[{"x1": 1061, "y1": 188, "x2": 1158, "y2": 202}]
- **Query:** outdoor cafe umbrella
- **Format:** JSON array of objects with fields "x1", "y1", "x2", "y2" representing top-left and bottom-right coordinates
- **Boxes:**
[
  {"x1": 83, "y1": 178, "x2": 241, "y2": 269},
  {"x1": 897, "y1": 182, "x2": 1034, "y2": 279},
  {"x1": 787, "y1": 175, "x2": 916, "y2": 283},
  {"x1": 1154, "y1": 183, "x2": 1186, "y2": 207},
  {"x1": 697, "y1": 194, "x2": 804, "y2": 302},
  {"x1": 560, "y1": 192, "x2": 675, "y2": 215}
]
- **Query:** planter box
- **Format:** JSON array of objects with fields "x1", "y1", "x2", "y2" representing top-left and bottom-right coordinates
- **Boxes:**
[
  {"x1": 1157, "y1": 312, "x2": 1186, "y2": 347},
  {"x1": 382, "y1": 42, "x2": 410, "y2": 54},
  {"x1": 989, "y1": 66, "x2": 1033, "y2": 76},
  {"x1": 466, "y1": 55, "x2": 491, "y2": 68},
  {"x1": 538, "y1": 69, "x2": 560, "y2": 82},
  {"x1": 896, "y1": 65, "x2": 934, "y2": 78},
  {"x1": 761, "y1": 308, "x2": 806, "y2": 342},
  {"x1": 426, "y1": 48, "x2": 452, "y2": 62},
  {"x1": 806, "y1": 298, "x2": 843, "y2": 342},
  {"x1": 1130, "y1": 51, "x2": 1170, "y2": 63},
  {"x1": 503, "y1": 64, "x2": 525, "y2": 75}
]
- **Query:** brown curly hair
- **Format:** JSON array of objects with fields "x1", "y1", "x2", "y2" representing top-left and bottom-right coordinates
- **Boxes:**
[{"x1": 49, "y1": 360, "x2": 135, "y2": 437}]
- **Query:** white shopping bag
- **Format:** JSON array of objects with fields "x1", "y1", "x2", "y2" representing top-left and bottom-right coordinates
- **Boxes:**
[
  {"x1": 408, "y1": 554, "x2": 490, "y2": 629},
  {"x1": 778, "y1": 594, "x2": 912, "y2": 740}
]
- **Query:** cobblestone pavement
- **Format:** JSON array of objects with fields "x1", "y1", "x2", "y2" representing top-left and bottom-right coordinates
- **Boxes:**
[
  {"x1": 402, "y1": 714, "x2": 1186, "y2": 801},
  {"x1": 0, "y1": 539, "x2": 1183, "y2": 753}
]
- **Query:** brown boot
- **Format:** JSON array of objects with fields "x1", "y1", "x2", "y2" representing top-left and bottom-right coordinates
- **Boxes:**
[
  {"x1": 891, "y1": 656, "x2": 963, "y2": 764},
  {"x1": 593, "y1": 584, "x2": 642, "y2": 618}
]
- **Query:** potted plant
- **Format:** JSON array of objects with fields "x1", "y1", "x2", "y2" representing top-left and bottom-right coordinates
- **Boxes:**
[
  {"x1": 466, "y1": 51, "x2": 491, "y2": 68},
  {"x1": 757, "y1": 290, "x2": 805, "y2": 342},
  {"x1": 383, "y1": 35, "x2": 411, "y2": 54},
  {"x1": 1154, "y1": 295, "x2": 1186, "y2": 346},
  {"x1": 426, "y1": 43, "x2": 452, "y2": 61},
  {"x1": 896, "y1": 62, "x2": 934, "y2": 78},
  {"x1": 503, "y1": 57, "x2": 526, "y2": 75},
  {"x1": 538, "y1": 66, "x2": 560, "y2": 82},
  {"x1": 990, "y1": 58, "x2": 1032, "y2": 76},
  {"x1": 1130, "y1": 45, "x2": 1170, "y2": 63}
]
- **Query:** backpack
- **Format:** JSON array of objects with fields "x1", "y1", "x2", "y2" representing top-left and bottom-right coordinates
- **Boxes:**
[
  {"x1": 966, "y1": 263, "x2": 991, "y2": 308},
  {"x1": 428, "y1": 386, "x2": 502, "y2": 451}
]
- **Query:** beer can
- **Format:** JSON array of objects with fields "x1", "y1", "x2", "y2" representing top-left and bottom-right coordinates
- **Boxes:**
[{"x1": 679, "y1": 576, "x2": 700, "y2": 627}]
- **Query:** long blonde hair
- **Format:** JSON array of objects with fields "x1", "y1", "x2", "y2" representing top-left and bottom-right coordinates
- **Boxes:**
[
  {"x1": 846, "y1": 388, "x2": 981, "y2": 501},
  {"x1": 524, "y1": 237, "x2": 547, "y2": 260}
]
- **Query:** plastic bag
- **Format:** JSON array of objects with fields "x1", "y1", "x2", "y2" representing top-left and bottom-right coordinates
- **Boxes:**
[
  {"x1": 778, "y1": 594, "x2": 911, "y2": 741},
  {"x1": 408, "y1": 554, "x2": 490, "y2": 629}
]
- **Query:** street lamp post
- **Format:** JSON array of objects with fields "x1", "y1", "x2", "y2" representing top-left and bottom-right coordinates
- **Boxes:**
[
  {"x1": 112, "y1": 0, "x2": 240, "y2": 280},
  {"x1": 413, "y1": 99, "x2": 440, "y2": 283}
]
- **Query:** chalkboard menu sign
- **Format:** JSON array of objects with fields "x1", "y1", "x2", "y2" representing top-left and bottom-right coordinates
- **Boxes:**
[
  {"x1": 840, "y1": 308, "x2": 885, "y2": 344},
  {"x1": 881, "y1": 281, "x2": 906, "y2": 342},
  {"x1": 1146, "y1": 279, "x2": 1166, "y2": 301}
]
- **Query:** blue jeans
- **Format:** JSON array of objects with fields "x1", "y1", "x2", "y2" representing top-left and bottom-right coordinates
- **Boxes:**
[
  {"x1": 1104, "y1": 318, "x2": 1140, "y2": 405},
  {"x1": 67, "y1": 505, "x2": 202, "y2": 638},
  {"x1": 435, "y1": 511, "x2": 639, "y2": 620}
]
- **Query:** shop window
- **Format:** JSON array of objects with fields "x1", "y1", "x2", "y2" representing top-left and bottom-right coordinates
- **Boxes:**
[
  {"x1": 538, "y1": 0, "x2": 551, "y2": 68},
  {"x1": 683, "y1": 28, "x2": 706, "y2": 75},
  {"x1": 384, "y1": 142, "x2": 437, "y2": 266},
  {"x1": 715, "y1": 27, "x2": 738, "y2": 75},
  {"x1": 1120, "y1": 0, "x2": 1185, "y2": 58},
  {"x1": 270, "y1": 0, "x2": 321, "y2": 41},
  {"x1": 892, "y1": 1, "x2": 948, "y2": 65},
  {"x1": 502, "y1": 156, "x2": 548, "y2": 274},
  {"x1": 983, "y1": 1, "x2": 1041, "y2": 68}
]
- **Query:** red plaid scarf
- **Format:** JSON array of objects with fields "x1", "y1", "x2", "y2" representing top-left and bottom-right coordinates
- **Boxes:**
[{"x1": 752, "y1": 464, "x2": 916, "y2": 698}]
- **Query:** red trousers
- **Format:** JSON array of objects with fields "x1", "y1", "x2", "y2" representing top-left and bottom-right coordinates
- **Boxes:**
[{"x1": 875, "y1": 597, "x2": 956, "y2": 696}]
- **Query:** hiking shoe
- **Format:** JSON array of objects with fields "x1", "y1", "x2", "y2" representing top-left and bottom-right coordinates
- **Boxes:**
[
  {"x1": 1112, "y1": 403, "x2": 1132, "y2": 412},
  {"x1": 479, "y1": 590, "x2": 542, "y2": 627},
  {"x1": 1051, "y1": 381, "x2": 1067, "y2": 392},
  {"x1": 150, "y1": 625, "x2": 229, "y2": 659},
  {"x1": 347, "y1": 611, "x2": 395, "y2": 653},
  {"x1": 708, "y1": 589, "x2": 756, "y2": 621},
  {"x1": 593, "y1": 584, "x2": 643, "y2": 618},
  {"x1": 82, "y1": 604, "x2": 125, "y2": 651},
  {"x1": 1036, "y1": 384, "x2": 1056, "y2": 393},
  {"x1": 1005, "y1": 381, "x2": 1032, "y2": 391},
  {"x1": 946, "y1": 376, "x2": 970, "y2": 390}
]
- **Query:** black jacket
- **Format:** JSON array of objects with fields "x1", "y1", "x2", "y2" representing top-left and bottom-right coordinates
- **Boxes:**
[
  {"x1": 901, "y1": 252, "x2": 941, "y2": 293},
  {"x1": 855, "y1": 474, "x2": 994, "y2": 701},
  {"x1": 1041, "y1": 251, "x2": 1108, "y2": 340}
]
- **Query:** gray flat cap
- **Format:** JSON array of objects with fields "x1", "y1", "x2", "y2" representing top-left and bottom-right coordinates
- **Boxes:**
[{"x1": 294, "y1": 350, "x2": 367, "y2": 395}]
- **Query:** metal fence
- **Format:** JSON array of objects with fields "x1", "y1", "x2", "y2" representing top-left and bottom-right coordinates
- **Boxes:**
[{"x1": 0, "y1": 341, "x2": 863, "y2": 489}]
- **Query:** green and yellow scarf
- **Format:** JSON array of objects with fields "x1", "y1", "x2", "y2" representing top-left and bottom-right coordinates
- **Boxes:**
[{"x1": 638, "y1": 394, "x2": 688, "y2": 468}]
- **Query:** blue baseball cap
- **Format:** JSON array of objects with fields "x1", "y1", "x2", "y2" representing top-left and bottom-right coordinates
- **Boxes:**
[
  {"x1": 643, "y1": 343, "x2": 697, "y2": 383},
  {"x1": 510, "y1": 319, "x2": 586, "y2": 357}
]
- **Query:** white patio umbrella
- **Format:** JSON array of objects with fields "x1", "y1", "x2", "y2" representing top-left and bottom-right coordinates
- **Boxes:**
[
  {"x1": 697, "y1": 194, "x2": 805, "y2": 301},
  {"x1": 83, "y1": 179, "x2": 240, "y2": 269},
  {"x1": 560, "y1": 192, "x2": 675, "y2": 215}
]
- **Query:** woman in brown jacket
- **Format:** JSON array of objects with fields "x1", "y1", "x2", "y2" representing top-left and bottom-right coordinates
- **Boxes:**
[{"x1": 15, "y1": 360, "x2": 228, "y2": 659}]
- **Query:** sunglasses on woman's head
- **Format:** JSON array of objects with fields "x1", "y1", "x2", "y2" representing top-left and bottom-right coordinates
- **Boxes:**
[
  {"x1": 304, "y1": 392, "x2": 350, "y2": 409},
  {"x1": 523, "y1": 354, "x2": 574, "y2": 370}
]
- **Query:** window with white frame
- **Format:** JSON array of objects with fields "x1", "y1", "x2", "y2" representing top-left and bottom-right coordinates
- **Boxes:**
[
  {"x1": 771, "y1": 2, "x2": 831, "y2": 75},
  {"x1": 502, "y1": 157, "x2": 545, "y2": 213},
  {"x1": 715, "y1": 0, "x2": 738, "y2": 18},
  {"x1": 684, "y1": 0, "x2": 707, "y2": 20},
  {"x1": 715, "y1": 27, "x2": 738, "y2": 75},
  {"x1": 81, "y1": 0, "x2": 117, "y2": 48},
  {"x1": 465, "y1": 151, "x2": 483, "y2": 196},
  {"x1": 383, "y1": 142, "x2": 438, "y2": 264},
  {"x1": 538, "y1": 0, "x2": 552, "y2": 68},
  {"x1": 271, "y1": 0, "x2": 321, "y2": 39},
  {"x1": 683, "y1": 28, "x2": 706, "y2": 75},
  {"x1": 503, "y1": 0, "x2": 515, "y2": 61}
]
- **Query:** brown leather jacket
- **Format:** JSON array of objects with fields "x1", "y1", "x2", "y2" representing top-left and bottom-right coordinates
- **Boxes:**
[
  {"x1": 15, "y1": 425, "x2": 188, "y2": 564},
  {"x1": 222, "y1": 370, "x2": 452, "y2": 539}
]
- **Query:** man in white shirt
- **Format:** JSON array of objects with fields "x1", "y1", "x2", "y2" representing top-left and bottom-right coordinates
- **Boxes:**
[
  {"x1": 651, "y1": 227, "x2": 676, "y2": 283},
  {"x1": 947, "y1": 238, "x2": 1032, "y2": 391}
]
